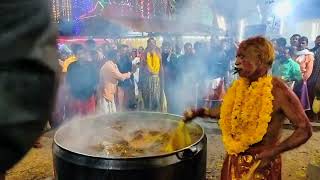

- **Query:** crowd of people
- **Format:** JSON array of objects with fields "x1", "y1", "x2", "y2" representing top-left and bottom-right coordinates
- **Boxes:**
[
  {"x1": 52, "y1": 34, "x2": 320, "y2": 128},
  {"x1": 272, "y1": 34, "x2": 320, "y2": 122}
]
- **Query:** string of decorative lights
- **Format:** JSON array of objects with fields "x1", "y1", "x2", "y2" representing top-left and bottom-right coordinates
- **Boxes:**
[
  {"x1": 62, "y1": 0, "x2": 66, "y2": 17},
  {"x1": 52, "y1": 0, "x2": 61, "y2": 22},
  {"x1": 72, "y1": 0, "x2": 94, "y2": 34},
  {"x1": 66, "y1": 0, "x2": 72, "y2": 21},
  {"x1": 140, "y1": 0, "x2": 144, "y2": 18},
  {"x1": 51, "y1": 0, "x2": 73, "y2": 22},
  {"x1": 52, "y1": 0, "x2": 57, "y2": 22},
  {"x1": 52, "y1": 0, "x2": 177, "y2": 24},
  {"x1": 146, "y1": 0, "x2": 151, "y2": 19},
  {"x1": 57, "y1": 0, "x2": 61, "y2": 21}
]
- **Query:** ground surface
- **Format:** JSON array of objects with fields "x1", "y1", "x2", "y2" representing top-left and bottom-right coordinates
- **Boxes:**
[
  {"x1": 202, "y1": 121, "x2": 320, "y2": 180},
  {"x1": 6, "y1": 121, "x2": 320, "y2": 180}
]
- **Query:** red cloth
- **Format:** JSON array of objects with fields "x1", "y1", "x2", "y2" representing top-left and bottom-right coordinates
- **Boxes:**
[
  {"x1": 221, "y1": 145, "x2": 281, "y2": 180},
  {"x1": 66, "y1": 96, "x2": 96, "y2": 118}
]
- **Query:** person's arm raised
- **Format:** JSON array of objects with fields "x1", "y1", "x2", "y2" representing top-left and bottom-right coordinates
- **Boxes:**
[{"x1": 183, "y1": 106, "x2": 220, "y2": 122}]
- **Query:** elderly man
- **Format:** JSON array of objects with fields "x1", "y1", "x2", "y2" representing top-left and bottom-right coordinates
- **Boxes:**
[{"x1": 184, "y1": 36, "x2": 312, "y2": 179}]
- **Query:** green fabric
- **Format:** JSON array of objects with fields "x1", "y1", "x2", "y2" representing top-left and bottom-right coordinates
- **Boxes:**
[{"x1": 272, "y1": 58, "x2": 302, "y2": 81}]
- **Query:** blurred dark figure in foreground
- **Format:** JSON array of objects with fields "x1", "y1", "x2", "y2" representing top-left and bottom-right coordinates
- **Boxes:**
[{"x1": 0, "y1": 0, "x2": 59, "y2": 179}]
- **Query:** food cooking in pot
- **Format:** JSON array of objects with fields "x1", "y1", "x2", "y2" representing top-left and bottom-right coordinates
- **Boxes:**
[
  {"x1": 97, "y1": 121, "x2": 195, "y2": 157},
  {"x1": 55, "y1": 117, "x2": 202, "y2": 158}
]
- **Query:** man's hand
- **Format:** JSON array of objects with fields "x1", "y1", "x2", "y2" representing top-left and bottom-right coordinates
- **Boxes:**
[
  {"x1": 183, "y1": 107, "x2": 220, "y2": 122},
  {"x1": 183, "y1": 108, "x2": 197, "y2": 123},
  {"x1": 126, "y1": 72, "x2": 132, "y2": 79},
  {"x1": 97, "y1": 50, "x2": 105, "y2": 61},
  {"x1": 255, "y1": 148, "x2": 278, "y2": 169}
]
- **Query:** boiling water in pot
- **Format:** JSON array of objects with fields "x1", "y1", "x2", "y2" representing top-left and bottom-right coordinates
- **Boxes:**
[{"x1": 55, "y1": 114, "x2": 202, "y2": 158}]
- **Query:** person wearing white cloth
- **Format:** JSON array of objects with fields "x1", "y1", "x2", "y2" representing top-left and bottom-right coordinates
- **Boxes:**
[
  {"x1": 293, "y1": 36, "x2": 314, "y2": 111},
  {"x1": 99, "y1": 50, "x2": 131, "y2": 114}
]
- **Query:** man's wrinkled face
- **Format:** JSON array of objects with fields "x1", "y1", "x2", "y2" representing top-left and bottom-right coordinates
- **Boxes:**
[
  {"x1": 290, "y1": 36, "x2": 300, "y2": 47},
  {"x1": 235, "y1": 46, "x2": 263, "y2": 78},
  {"x1": 299, "y1": 40, "x2": 308, "y2": 50}
]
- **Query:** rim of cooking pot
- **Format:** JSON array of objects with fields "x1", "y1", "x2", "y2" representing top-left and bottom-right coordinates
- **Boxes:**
[{"x1": 54, "y1": 111, "x2": 205, "y2": 160}]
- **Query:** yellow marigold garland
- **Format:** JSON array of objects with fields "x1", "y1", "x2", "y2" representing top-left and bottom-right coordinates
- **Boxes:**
[
  {"x1": 219, "y1": 76, "x2": 274, "y2": 155},
  {"x1": 62, "y1": 55, "x2": 77, "y2": 73},
  {"x1": 146, "y1": 52, "x2": 161, "y2": 74}
]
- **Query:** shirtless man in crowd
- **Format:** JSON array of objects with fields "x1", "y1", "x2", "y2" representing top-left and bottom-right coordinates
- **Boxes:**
[{"x1": 184, "y1": 36, "x2": 312, "y2": 179}]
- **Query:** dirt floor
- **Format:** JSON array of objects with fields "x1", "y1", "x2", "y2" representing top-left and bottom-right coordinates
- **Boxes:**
[
  {"x1": 204, "y1": 122, "x2": 320, "y2": 180},
  {"x1": 5, "y1": 122, "x2": 320, "y2": 180},
  {"x1": 6, "y1": 137, "x2": 54, "y2": 180}
]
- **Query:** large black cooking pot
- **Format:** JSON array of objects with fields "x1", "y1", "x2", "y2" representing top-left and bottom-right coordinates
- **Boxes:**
[{"x1": 53, "y1": 112, "x2": 207, "y2": 180}]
